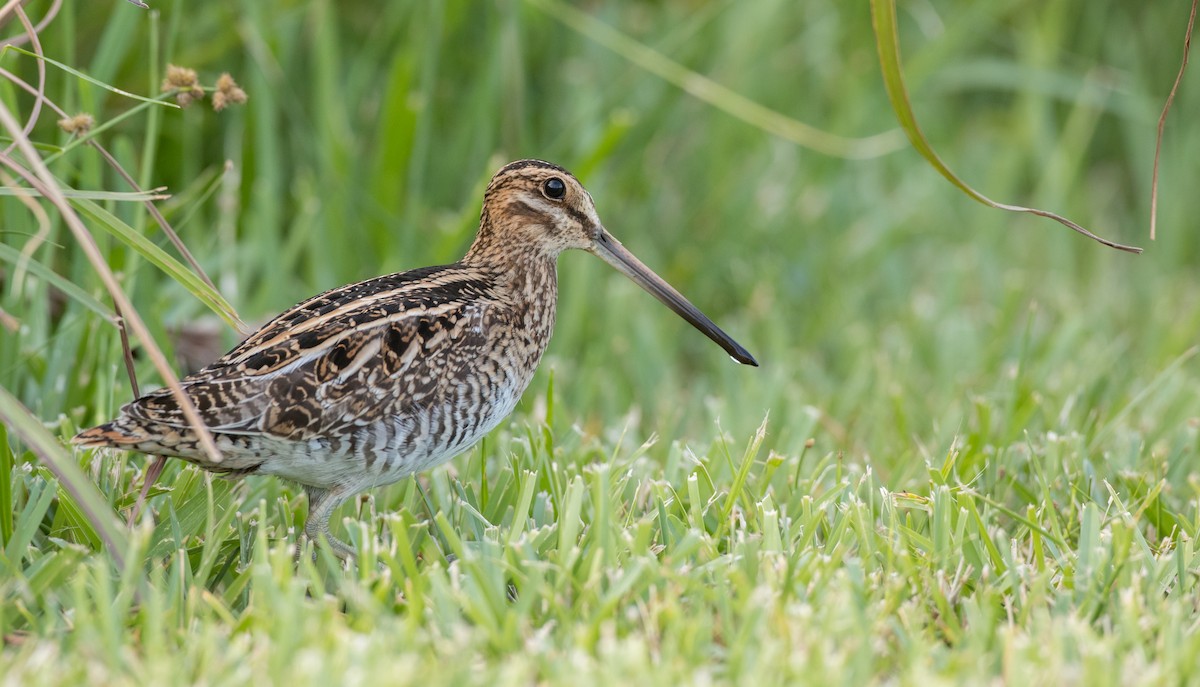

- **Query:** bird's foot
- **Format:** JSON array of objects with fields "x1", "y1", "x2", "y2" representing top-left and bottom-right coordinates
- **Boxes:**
[
  {"x1": 302, "y1": 485, "x2": 357, "y2": 561},
  {"x1": 303, "y1": 521, "x2": 357, "y2": 560}
]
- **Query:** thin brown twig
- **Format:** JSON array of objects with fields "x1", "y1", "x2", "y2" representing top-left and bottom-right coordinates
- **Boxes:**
[
  {"x1": 0, "y1": 305, "x2": 18, "y2": 331},
  {"x1": 0, "y1": 67, "x2": 237, "y2": 321},
  {"x1": 0, "y1": 0, "x2": 27, "y2": 31},
  {"x1": 132, "y1": 457, "x2": 168, "y2": 520},
  {"x1": 0, "y1": 66, "x2": 62, "y2": 114},
  {"x1": 111, "y1": 298, "x2": 164, "y2": 528},
  {"x1": 91, "y1": 144, "x2": 225, "y2": 297},
  {"x1": 114, "y1": 310, "x2": 141, "y2": 400},
  {"x1": 0, "y1": 23, "x2": 239, "y2": 519},
  {"x1": 2, "y1": 5, "x2": 45, "y2": 156},
  {"x1": 0, "y1": 0, "x2": 59, "y2": 48},
  {"x1": 0, "y1": 109, "x2": 224, "y2": 466},
  {"x1": 0, "y1": 167, "x2": 52, "y2": 292},
  {"x1": 1150, "y1": 0, "x2": 1197, "y2": 241},
  {"x1": 111, "y1": 301, "x2": 168, "y2": 527}
]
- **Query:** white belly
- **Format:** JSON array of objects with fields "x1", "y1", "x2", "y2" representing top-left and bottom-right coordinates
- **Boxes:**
[{"x1": 256, "y1": 379, "x2": 525, "y2": 491}]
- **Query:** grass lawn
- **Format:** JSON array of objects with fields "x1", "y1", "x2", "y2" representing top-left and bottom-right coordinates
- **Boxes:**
[{"x1": 3, "y1": 0, "x2": 1200, "y2": 684}]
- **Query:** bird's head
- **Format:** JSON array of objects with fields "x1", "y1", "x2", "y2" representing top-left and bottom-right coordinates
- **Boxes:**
[
  {"x1": 468, "y1": 159, "x2": 758, "y2": 366},
  {"x1": 476, "y1": 159, "x2": 602, "y2": 255}
]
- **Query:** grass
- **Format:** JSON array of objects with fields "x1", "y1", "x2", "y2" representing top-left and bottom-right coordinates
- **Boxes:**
[{"x1": 3, "y1": 0, "x2": 1200, "y2": 683}]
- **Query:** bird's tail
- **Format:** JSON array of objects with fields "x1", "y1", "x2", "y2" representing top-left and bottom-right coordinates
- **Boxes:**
[
  {"x1": 72, "y1": 417, "x2": 197, "y2": 459},
  {"x1": 72, "y1": 417, "x2": 258, "y2": 475},
  {"x1": 73, "y1": 420, "x2": 147, "y2": 448}
]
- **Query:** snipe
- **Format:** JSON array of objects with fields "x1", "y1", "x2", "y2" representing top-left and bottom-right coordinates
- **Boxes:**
[{"x1": 74, "y1": 160, "x2": 757, "y2": 557}]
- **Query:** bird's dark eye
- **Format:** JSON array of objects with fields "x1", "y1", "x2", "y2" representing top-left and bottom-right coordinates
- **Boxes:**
[{"x1": 542, "y1": 177, "x2": 566, "y2": 200}]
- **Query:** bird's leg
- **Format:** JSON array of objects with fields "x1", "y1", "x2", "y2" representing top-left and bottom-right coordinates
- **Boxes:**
[{"x1": 303, "y1": 485, "x2": 357, "y2": 559}]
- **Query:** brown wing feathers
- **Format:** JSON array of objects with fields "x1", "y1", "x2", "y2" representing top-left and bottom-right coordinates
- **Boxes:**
[{"x1": 73, "y1": 264, "x2": 497, "y2": 450}]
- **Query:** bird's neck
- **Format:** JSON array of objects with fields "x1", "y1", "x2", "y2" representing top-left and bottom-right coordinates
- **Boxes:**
[
  {"x1": 462, "y1": 210, "x2": 563, "y2": 357},
  {"x1": 465, "y1": 251, "x2": 557, "y2": 307},
  {"x1": 462, "y1": 233, "x2": 559, "y2": 336},
  {"x1": 463, "y1": 211, "x2": 559, "y2": 297}
]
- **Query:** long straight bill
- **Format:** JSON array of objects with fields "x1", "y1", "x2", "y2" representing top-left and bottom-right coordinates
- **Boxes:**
[{"x1": 590, "y1": 229, "x2": 758, "y2": 366}]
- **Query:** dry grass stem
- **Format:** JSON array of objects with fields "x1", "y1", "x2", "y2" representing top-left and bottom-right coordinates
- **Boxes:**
[{"x1": 1150, "y1": 0, "x2": 1197, "y2": 240}]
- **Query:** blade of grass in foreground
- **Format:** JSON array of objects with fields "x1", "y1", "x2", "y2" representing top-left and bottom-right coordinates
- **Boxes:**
[
  {"x1": 0, "y1": 97, "x2": 223, "y2": 471},
  {"x1": 869, "y1": 0, "x2": 1142, "y2": 255},
  {"x1": 0, "y1": 243, "x2": 114, "y2": 319},
  {"x1": 71, "y1": 197, "x2": 243, "y2": 330},
  {"x1": 0, "y1": 386, "x2": 129, "y2": 571}
]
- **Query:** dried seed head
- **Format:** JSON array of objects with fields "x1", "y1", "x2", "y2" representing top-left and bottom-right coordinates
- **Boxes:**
[
  {"x1": 58, "y1": 113, "x2": 95, "y2": 135},
  {"x1": 163, "y1": 64, "x2": 198, "y2": 90},
  {"x1": 212, "y1": 73, "x2": 248, "y2": 112},
  {"x1": 174, "y1": 91, "x2": 201, "y2": 108},
  {"x1": 162, "y1": 64, "x2": 205, "y2": 107}
]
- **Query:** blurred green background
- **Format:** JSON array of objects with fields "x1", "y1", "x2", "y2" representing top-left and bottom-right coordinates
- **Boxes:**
[
  {"x1": 5, "y1": 1, "x2": 1200, "y2": 682},
  {"x1": 3, "y1": 0, "x2": 1198, "y2": 485}
]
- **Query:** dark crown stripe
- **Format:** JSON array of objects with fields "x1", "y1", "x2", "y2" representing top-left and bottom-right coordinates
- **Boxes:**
[{"x1": 495, "y1": 159, "x2": 568, "y2": 176}]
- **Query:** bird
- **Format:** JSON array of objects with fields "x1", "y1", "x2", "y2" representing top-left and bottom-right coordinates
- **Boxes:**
[{"x1": 73, "y1": 159, "x2": 758, "y2": 558}]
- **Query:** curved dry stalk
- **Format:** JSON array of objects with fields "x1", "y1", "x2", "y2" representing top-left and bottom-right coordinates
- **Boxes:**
[
  {"x1": 0, "y1": 67, "x2": 237, "y2": 318},
  {"x1": 869, "y1": 0, "x2": 1142, "y2": 254},
  {"x1": 0, "y1": 103, "x2": 224, "y2": 466},
  {"x1": 1150, "y1": 0, "x2": 1197, "y2": 240},
  {"x1": 0, "y1": 63, "x2": 225, "y2": 510},
  {"x1": 0, "y1": 0, "x2": 61, "y2": 49},
  {"x1": 2, "y1": 5, "x2": 46, "y2": 156},
  {"x1": 0, "y1": 11, "x2": 240, "y2": 514},
  {"x1": 0, "y1": 0, "x2": 25, "y2": 28},
  {"x1": 0, "y1": 168, "x2": 52, "y2": 294}
]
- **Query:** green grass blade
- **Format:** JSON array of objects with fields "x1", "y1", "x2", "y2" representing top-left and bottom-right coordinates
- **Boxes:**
[
  {"x1": 3, "y1": 46, "x2": 180, "y2": 108},
  {"x1": 0, "y1": 425, "x2": 12, "y2": 545},
  {"x1": 0, "y1": 242, "x2": 114, "y2": 319},
  {"x1": 44, "y1": 97, "x2": 180, "y2": 165},
  {"x1": 70, "y1": 197, "x2": 242, "y2": 330},
  {"x1": 0, "y1": 186, "x2": 169, "y2": 201},
  {"x1": 0, "y1": 386, "x2": 128, "y2": 570},
  {"x1": 3, "y1": 479, "x2": 54, "y2": 561},
  {"x1": 869, "y1": 0, "x2": 1141, "y2": 254}
]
